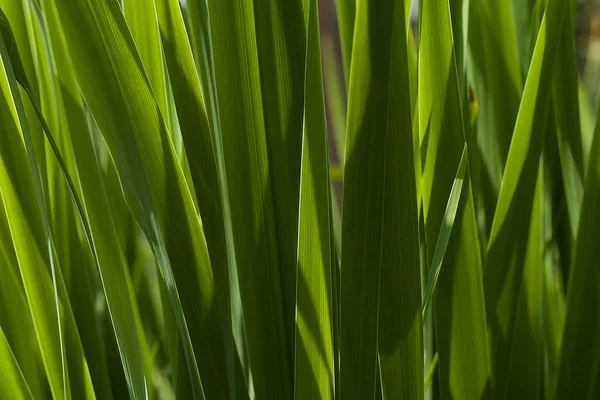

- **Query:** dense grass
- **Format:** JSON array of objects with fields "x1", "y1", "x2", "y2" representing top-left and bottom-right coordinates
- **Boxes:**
[{"x1": 0, "y1": 0, "x2": 598, "y2": 399}]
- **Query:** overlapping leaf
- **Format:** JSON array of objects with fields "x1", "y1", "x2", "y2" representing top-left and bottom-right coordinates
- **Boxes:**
[
  {"x1": 44, "y1": 0, "x2": 227, "y2": 398},
  {"x1": 341, "y1": 0, "x2": 421, "y2": 398},
  {"x1": 419, "y1": 0, "x2": 491, "y2": 397},
  {"x1": 294, "y1": 0, "x2": 335, "y2": 398},
  {"x1": 483, "y1": 0, "x2": 567, "y2": 396}
]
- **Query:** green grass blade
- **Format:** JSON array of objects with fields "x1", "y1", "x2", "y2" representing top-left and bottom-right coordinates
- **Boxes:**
[
  {"x1": 448, "y1": 0, "x2": 467, "y2": 110},
  {"x1": 0, "y1": 26, "x2": 74, "y2": 400},
  {"x1": 153, "y1": 0, "x2": 235, "y2": 397},
  {"x1": 24, "y1": 0, "x2": 70, "y2": 287},
  {"x1": 11, "y1": 5, "x2": 117, "y2": 393},
  {"x1": 123, "y1": 0, "x2": 170, "y2": 126},
  {"x1": 333, "y1": 0, "x2": 354, "y2": 83},
  {"x1": 206, "y1": 0, "x2": 303, "y2": 396},
  {"x1": 41, "y1": 3, "x2": 149, "y2": 396},
  {"x1": 500, "y1": 172, "x2": 543, "y2": 399},
  {"x1": 46, "y1": 0, "x2": 229, "y2": 397},
  {"x1": 419, "y1": 0, "x2": 492, "y2": 397},
  {"x1": 552, "y1": 3, "x2": 584, "y2": 237},
  {"x1": 512, "y1": 0, "x2": 543, "y2": 76},
  {"x1": 541, "y1": 229, "x2": 565, "y2": 398},
  {"x1": 322, "y1": 36, "x2": 346, "y2": 165},
  {"x1": 467, "y1": 0, "x2": 523, "y2": 233},
  {"x1": 0, "y1": 192, "x2": 47, "y2": 397},
  {"x1": 553, "y1": 86, "x2": 600, "y2": 400},
  {"x1": 0, "y1": 1, "x2": 36, "y2": 93},
  {"x1": 253, "y1": 0, "x2": 308, "y2": 368},
  {"x1": 578, "y1": 82, "x2": 594, "y2": 165},
  {"x1": 424, "y1": 352, "x2": 439, "y2": 392},
  {"x1": 23, "y1": 6, "x2": 113, "y2": 394},
  {"x1": 0, "y1": 0, "x2": 48, "y2": 196},
  {"x1": 422, "y1": 145, "x2": 467, "y2": 321},
  {"x1": 341, "y1": 0, "x2": 422, "y2": 397},
  {"x1": 294, "y1": 0, "x2": 334, "y2": 398},
  {"x1": 0, "y1": 326, "x2": 34, "y2": 400},
  {"x1": 183, "y1": 0, "x2": 216, "y2": 129},
  {"x1": 172, "y1": 1, "x2": 255, "y2": 397},
  {"x1": 482, "y1": 0, "x2": 567, "y2": 395}
]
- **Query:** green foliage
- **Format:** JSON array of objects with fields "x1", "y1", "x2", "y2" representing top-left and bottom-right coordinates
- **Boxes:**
[{"x1": 0, "y1": 0, "x2": 597, "y2": 399}]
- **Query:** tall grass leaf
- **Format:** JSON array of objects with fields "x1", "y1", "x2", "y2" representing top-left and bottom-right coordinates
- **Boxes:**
[
  {"x1": 45, "y1": 0, "x2": 228, "y2": 397},
  {"x1": 578, "y1": 83, "x2": 594, "y2": 165},
  {"x1": 333, "y1": 0, "x2": 354, "y2": 83},
  {"x1": 253, "y1": 0, "x2": 308, "y2": 369},
  {"x1": 207, "y1": 0, "x2": 295, "y2": 396},
  {"x1": 482, "y1": 0, "x2": 566, "y2": 396},
  {"x1": 553, "y1": 88, "x2": 600, "y2": 400},
  {"x1": 322, "y1": 36, "x2": 346, "y2": 165},
  {"x1": 419, "y1": 0, "x2": 491, "y2": 397},
  {"x1": 467, "y1": 0, "x2": 522, "y2": 234},
  {"x1": 183, "y1": 0, "x2": 215, "y2": 128},
  {"x1": 0, "y1": 0, "x2": 48, "y2": 194},
  {"x1": 511, "y1": 0, "x2": 544, "y2": 76},
  {"x1": 180, "y1": 1, "x2": 255, "y2": 397},
  {"x1": 424, "y1": 352, "x2": 439, "y2": 392},
  {"x1": 552, "y1": 2, "x2": 584, "y2": 237},
  {"x1": 24, "y1": 0, "x2": 68, "y2": 283},
  {"x1": 153, "y1": 0, "x2": 238, "y2": 396},
  {"x1": 421, "y1": 145, "x2": 467, "y2": 321},
  {"x1": 41, "y1": 2, "x2": 149, "y2": 396},
  {"x1": 20, "y1": 4, "x2": 115, "y2": 396},
  {"x1": 500, "y1": 172, "x2": 543, "y2": 399},
  {"x1": 540, "y1": 213, "x2": 565, "y2": 398},
  {"x1": 341, "y1": 0, "x2": 422, "y2": 397},
  {"x1": 0, "y1": 1, "x2": 35, "y2": 93},
  {"x1": 0, "y1": 201, "x2": 45, "y2": 399},
  {"x1": 294, "y1": 0, "x2": 335, "y2": 398},
  {"x1": 0, "y1": 326, "x2": 34, "y2": 400},
  {"x1": 123, "y1": 0, "x2": 170, "y2": 127},
  {"x1": 448, "y1": 0, "x2": 466, "y2": 110},
  {"x1": 0, "y1": 23, "x2": 98, "y2": 400}
]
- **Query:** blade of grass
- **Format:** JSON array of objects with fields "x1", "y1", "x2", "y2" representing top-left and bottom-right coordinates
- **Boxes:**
[
  {"x1": 183, "y1": 0, "x2": 215, "y2": 130},
  {"x1": 552, "y1": 1, "x2": 584, "y2": 238},
  {"x1": 182, "y1": 0, "x2": 254, "y2": 396},
  {"x1": 294, "y1": 0, "x2": 335, "y2": 398},
  {"x1": 123, "y1": 0, "x2": 171, "y2": 129},
  {"x1": 467, "y1": 0, "x2": 523, "y2": 235},
  {"x1": 422, "y1": 145, "x2": 467, "y2": 321},
  {"x1": 253, "y1": 0, "x2": 309, "y2": 371},
  {"x1": 22, "y1": 4, "x2": 116, "y2": 396},
  {"x1": 482, "y1": 0, "x2": 567, "y2": 396},
  {"x1": 553, "y1": 85, "x2": 600, "y2": 400},
  {"x1": 41, "y1": 2, "x2": 150, "y2": 396},
  {"x1": 0, "y1": 23, "x2": 86, "y2": 400},
  {"x1": 424, "y1": 353, "x2": 439, "y2": 392},
  {"x1": 578, "y1": 82, "x2": 594, "y2": 165},
  {"x1": 153, "y1": 0, "x2": 237, "y2": 397},
  {"x1": 0, "y1": 326, "x2": 34, "y2": 400},
  {"x1": 341, "y1": 0, "x2": 422, "y2": 397},
  {"x1": 333, "y1": 0, "x2": 354, "y2": 83},
  {"x1": 0, "y1": 0, "x2": 47, "y2": 194},
  {"x1": 322, "y1": 36, "x2": 346, "y2": 165},
  {"x1": 419, "y1": 0, "x2": 492, "y2": 397},
  {"x1": 0, "y1": 217, "x2": 46, "y2": 399},
  {"x1": 500, "y1": 171, "x2": 543, "y2": 399},
  {"x1": 206, "y1": 0, "x2": 308, "y2": 396},
  {"x1": 541, "y1": 238, "x2": 565, "y2": 398},
  {"x1": 46, "y1": 0, "x2": 229, "y2": 397},
  {"x1": 511, "y1": 0, "x2": 544, "y2": 76}
]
